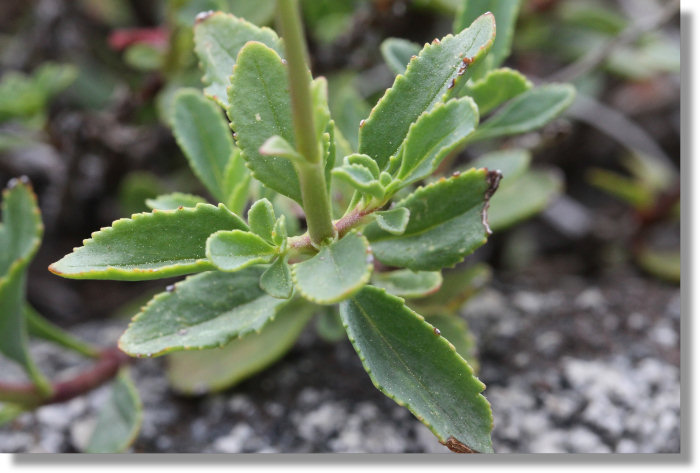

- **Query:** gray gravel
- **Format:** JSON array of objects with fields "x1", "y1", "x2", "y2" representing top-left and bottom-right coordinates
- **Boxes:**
[{"x1": 0, "y1": 267, "x2": 681, "y2": 453}]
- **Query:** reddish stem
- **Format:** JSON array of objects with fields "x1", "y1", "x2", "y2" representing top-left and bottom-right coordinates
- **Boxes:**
[
  {"x1": 289, "y1": 207, "x2": 375, "y2": 250},
  {"x1": 0, "y1": 347, "x2": 131, "y2": 407}
]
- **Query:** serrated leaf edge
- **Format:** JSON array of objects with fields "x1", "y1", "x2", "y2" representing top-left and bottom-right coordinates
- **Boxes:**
[{"x1": 339, "y1": 286, "x2": 493, "y2": 451}]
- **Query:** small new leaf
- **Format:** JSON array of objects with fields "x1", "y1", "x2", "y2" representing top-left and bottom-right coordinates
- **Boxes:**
[
  {"x1": 49, "y1": 204, "x2": 247, "y2": 281},
  {"x1": 374, "y1": 207, "x2": 410, "y2": 235},
  {"x1": 222, "y1": 148, "x2": 251, "y2": 215},
  {"x1": 119, "y1": 268, "x2": 289, "y2": 357},
  {"x1": 259, "y1": 135, "x2": 304, "y2": 163},
  {"x1": 292, "y1": 232, "x2": 373, "y2": 304},
  {"x1": 345, "y1": 154, "x2": 380, "y2": 178},
  {"x1": 247, "y1": 198, "x2": 276, "y2": 243},
  {"x1": 207, "y1": 230, "x2": 277, "y2": 272},
  {"x1": 260, "y1": 256, "x2": 293, "y2": 299},
  {"x1": 331, "y1": 164, "x2": 384, "y2": 199}
]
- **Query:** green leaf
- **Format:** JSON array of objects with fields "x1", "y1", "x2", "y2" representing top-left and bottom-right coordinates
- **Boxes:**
[
  {"x1": 586, "y1": 168, "x2": 654, "y2": 211},
  {"x1": 194, "y1": 11, "x2": 283, "y2": 107},
  {"x1": 207, "y1": 230, "x2": 277, "y2": 272},
  {"x1": 487, "y1": 170, "x2": 562, "y2": 232},
  {"x1": 470, "y1": 148, "x2": 531, "y2": 180},
  {"x1": 271, "y1": 214, "x2": 288, "y2": 246},
  {"x1": 468, "y1": 84, "x2": 576, "y2": 143},
  {"x1": 260, "y1": 256, "x2": 293, "y2": 299},
  {"x1": 84, "y1": 369, "x2": 142, "y2": 453},
  {"x1": 224, "y1": 0, "x2": 277, "y2": 26},
  {"x1": 396, "y1": 97, "x2": 479, "y2": 186},
  {"x1": 410, "y1": 263, "x2": 492, "y2": 315},
  {"x1": 374, "y1": 207, "x2": 410, "y2": 235},
  {"x1": 247, "y1": 198, "x2": 276, "y2": 243},
  {"x1": 124, "y1": 43, "x2": 163, "y2": 71},
  {"x1": 0, "y1": 179, "x2": 51, "y2": 394},
  {"x1": 327, "y1": 75, "x2": 370, "y2": 151},
  {"x1": 371, "y1": 269, "x2": 442, "y2": 298},
  {"x1": 228, "y1": 42, "x2": 302, "y2": 203},
  {"x1": 428, "y1": 314, "x2": 479, "y2": 372},
  {"x1": 145, "y1": 192, "x2": 207, "y2": 211},
  {"x1": 340, "y1": 286, "x2": 493, "y2": 453},
  {"x1": 166, "y1": 298, "x2": 313, "y2": 394},
  {"x1": 462, "y1": 68, "x2": 532, "y2": 115},
  {"x1": 331, "y1": 164, "x2": 384, "y2": 199},
  {"x1": 292, "y1": 232, "x2": 373, "y2": 304},
  {"x1": 311, "y1": 77, "x2": 332, "y2": 142},
  {"x1": 0, "y1": 179, "x2": 42, "y2": 276},
  {"x1": 345, "y1": 153, "x2": 380, "y2": 178},
  {"x1": 454, "y1": 0, "x2": 521, "y2": 73},
  {"x1": 469, "y1": 149, "x2": 556, "y2": 232},
  {"x1": 119, "y1": 268, "x2": 290, "y2": 357},
  {"x1": 314, "y1": 307, "x2": 346, "y2": 342},
  {"x1": 222, "y1": 148, "x2": 251, "y2": 215},
  {"x1": 259, "y1": 135, "x2": 304, "y2": 163},
  {"x1": 380, "y1": 38, "x2": 421, "y2": 75},
  {"x1": 171, "y1": 89, "x2": 236, "y2": 203},
  {"x1": 25, "y1": 305, "x2": 98, "y2": 358},
  {"x1": 49, "y1": 203, "x2": 247, "y2": 281},
  {"x1": 636, "y1": 247, "x2": 680, "y2": 284},
  {"x1": 359, "y1": 13, "x2": 496, "y2": 170},
  {"x1": 365, "y1": 169, "x2": 499, "y2": 271},
  {"x1": 0, "y1": 403, "x2": 26, "y2": 427}
]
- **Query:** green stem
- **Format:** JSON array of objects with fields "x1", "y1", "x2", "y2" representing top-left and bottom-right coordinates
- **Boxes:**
[{"x1": 277, "y1": 0, "x2": 336, "y2": 246}]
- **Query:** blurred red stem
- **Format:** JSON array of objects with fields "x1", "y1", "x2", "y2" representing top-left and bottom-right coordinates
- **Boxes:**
[{"x1": 0, "y1": 346, "x2": 131, "y2": 407}]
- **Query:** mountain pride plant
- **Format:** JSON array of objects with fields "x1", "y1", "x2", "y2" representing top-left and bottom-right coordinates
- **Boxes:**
[{"x1": 12, "y1": 0, "x2": 575, "y2": 453}]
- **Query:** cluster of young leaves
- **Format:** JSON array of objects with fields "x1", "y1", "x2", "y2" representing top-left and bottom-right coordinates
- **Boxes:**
[
  {"x1": 0, "y1": 63, "x2": 76, "y2": 152},
  {"x1": 49, "y1": 1, "x2": 574, "y2": 452},
  {"x1": 587, "y1": 152, "x2": 680, "y2": 283},
  {"x1": 0, "y1": 178, "x2": 142, "y2": 453}
]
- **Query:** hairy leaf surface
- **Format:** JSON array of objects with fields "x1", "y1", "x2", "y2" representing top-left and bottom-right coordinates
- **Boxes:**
[
  {"x1": 49, "y1": 204, "x2": 247, "y2": 280},
  {"x1": 119, "y1": 268, "x2": 289, "y2": 357},
  {"x1": 292, "y1": 232, "x2": 372, "y2": 304}
]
